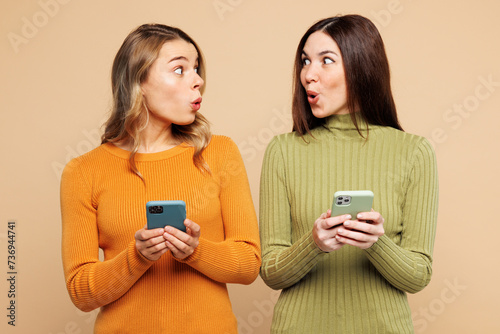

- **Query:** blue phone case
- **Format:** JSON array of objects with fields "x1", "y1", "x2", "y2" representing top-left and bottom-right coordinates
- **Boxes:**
[{"x1": 146, "y1": 200, "x2": 186, "y2": 232}]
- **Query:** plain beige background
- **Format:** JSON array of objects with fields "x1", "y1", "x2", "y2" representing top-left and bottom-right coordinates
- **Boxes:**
[{"x1": 1, "y1": 0, "x2": 499, "y2": 333}]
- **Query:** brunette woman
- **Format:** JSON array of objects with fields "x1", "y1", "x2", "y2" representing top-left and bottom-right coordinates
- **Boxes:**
[{"x1": 260, "y1": 15, "x2": 438, "y2": 333}]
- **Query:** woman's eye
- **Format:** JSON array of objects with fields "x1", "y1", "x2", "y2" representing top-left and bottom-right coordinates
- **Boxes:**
[
  {"x1": 324, "y1": 58, "x2": 334, "y2": 64},
  {"x1": 194, "y1": 67, "x2": 198, "y2": 74},
  {"x1": 302, "y1": 58, "x2": 311, "y2": 65},
  {"x1": 174, "y1": 67, "x2": 183, "y2": 75}
]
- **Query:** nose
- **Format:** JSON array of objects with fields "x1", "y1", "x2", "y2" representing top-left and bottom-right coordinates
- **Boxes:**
[
  {"x1": 303, "y1": 63, "x2": 318, "y2": 83},
  {"x1": 193, "y1": 72, "x2": 204, "y2": 90}
]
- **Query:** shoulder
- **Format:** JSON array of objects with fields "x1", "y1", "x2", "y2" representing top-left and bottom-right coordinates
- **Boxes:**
[
  {"x1": 400, "y1": 131, "x2": 435, "y2": 161},
  {"x1": 203, "y1": 135, "x2": 246, "y2": 171},
  {"x1": 61, "y1": 145, "x2": 110, "y2": 180},
  {"x1": 378, "y1": 127, "x2": 435, "y2": 154},
  {"x1": 261, "y1": 132, "x2": 304, "y2": 168},
  {"x1": 69, "y1": 144, "x2": 111, "y2": 165},
  {"x1": 378, "y1": 128, "x2": 437, "y2": 172},
  {"x1": 265, "y1": 132, "x2": 306, "y2": 153},
  {"x1": 408, "y1": 134, "x2": 437, "y2": 169},
  {"x1": 208, "y1": 134, "x2": 236, "y2": 148},
  {"x1": 205, "y1": 134, "x2": 240, "y2": 156}
]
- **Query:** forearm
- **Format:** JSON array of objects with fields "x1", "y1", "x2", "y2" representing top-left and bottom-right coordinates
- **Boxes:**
[
  {"x1": 177, "y1": 237, "x2": 261, "y2": 284},
  {"x1": 64, "y1": 241, "x2": 153, "y2": 311},
  {"x1": 260, "y1": 231, "x2": 326, "y2": 290},
  {"x1": 364, "y1": 235, "x2": 433, "y2": 293}
]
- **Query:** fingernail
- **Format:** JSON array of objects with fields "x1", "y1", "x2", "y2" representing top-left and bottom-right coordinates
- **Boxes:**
[
  {"x1": 344, "y1": 221, "x2": 350, "y2": 226},
  {"x1": 338, "y1": 228, "x2": 344, "y2": 233},
  {"x1": 357, "y1": 214, "x2": 363, "y2": 219},
  {"x1": 346, "y1": 215, "x2": 352, "y2": 220}
]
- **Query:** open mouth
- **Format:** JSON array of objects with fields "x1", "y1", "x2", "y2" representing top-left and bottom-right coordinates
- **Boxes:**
[
  {"x1": 191, "y1": 97, "x2": 202, "y2": 111},
  {"x1": 306, "y1": 90, "x2": 319, "y2": 104}
]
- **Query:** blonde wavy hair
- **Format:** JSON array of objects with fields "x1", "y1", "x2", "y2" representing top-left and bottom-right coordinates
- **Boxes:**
[{"x1": 101, "y1": 23, "x2": 211, "y2": 176}]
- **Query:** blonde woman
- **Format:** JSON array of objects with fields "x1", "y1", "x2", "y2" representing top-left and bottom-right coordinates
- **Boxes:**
[{"x1": 61, "y1": 24, "x2": 261, "y2": 333}]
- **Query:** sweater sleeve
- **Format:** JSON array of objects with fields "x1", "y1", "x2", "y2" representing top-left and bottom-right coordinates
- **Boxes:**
[
  {"x1": 60, "y1": 159, "x2": 154, "y2": 312},
  {"x1": 176, "y1": 138, "x2": 261, "y2": 284},
  {"x1": 365, "y1": 138, "x2": 439, "y2": 293},
  {"x1": 259, "y1": 137, "x2": 327, "y2": 290}
]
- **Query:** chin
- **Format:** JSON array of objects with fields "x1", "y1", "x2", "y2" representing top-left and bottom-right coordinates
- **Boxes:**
[
  {"x1": 311, "y1": 108, "x2": 330, "y2": 119},
  {"x1": 175, "y1": 116, "x2": 197, "y2": 126}
]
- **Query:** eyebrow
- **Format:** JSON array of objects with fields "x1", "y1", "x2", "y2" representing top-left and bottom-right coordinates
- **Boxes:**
[
  {"x1": 168, "y1": 56, "x2": 189, "y2": 63},
  {"x1": 301, "y1": 50, "x2": 339, "y2": 57},
  {"x1": 167, "y1": 56, "x2": 200, "y2": 66}
]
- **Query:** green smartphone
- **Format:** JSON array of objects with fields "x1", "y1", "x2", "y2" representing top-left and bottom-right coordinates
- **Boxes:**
[
  {"x1": 331, "y1": 190, "x2": 374, "y2": 218},
  {"x1": 146, "y1": 200, "x2": 186, "y2": 232}
]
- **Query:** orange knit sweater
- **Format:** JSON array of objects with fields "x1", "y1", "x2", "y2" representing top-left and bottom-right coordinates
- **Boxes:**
[{"x1": 60, "y1": 135, "x2": 261, "y2": 334}]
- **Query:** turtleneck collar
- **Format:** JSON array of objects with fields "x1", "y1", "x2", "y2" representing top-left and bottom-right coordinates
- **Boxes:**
[{"x1": 320, "y1": 113, "x2": 379, "y2": 138}]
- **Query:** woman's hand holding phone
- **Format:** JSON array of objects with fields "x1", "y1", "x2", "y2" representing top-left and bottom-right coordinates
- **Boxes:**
[
  {"x1": 313, "y1": 191, "x2": 384, "y2": 251},
  {"x1": 135, "y1": 226, "x2": 170, "y2": 261},
  {"x1": 335, "y1": 210, "x2": 385, "y2": 249},
  {"x1": 163, "y1": 219, "x2": 201, "y2": 260},
  {"x1": 134, "y1": 219, "x2": 201, "y2": 261},
  {"x1": 140, "y1": 201, "x2": 200, "y2": 260},
  {"x1": 312, "y1": 209, "x2": 350, "y2": 252}
]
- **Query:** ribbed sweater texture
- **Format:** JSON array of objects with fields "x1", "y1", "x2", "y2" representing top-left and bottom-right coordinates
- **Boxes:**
[
  {"x1": 60, "y1": 135, "x2": 261, "y2": 334},
  {"x1": 259, "y1": 114, "x2": 438, "y2": 333}
]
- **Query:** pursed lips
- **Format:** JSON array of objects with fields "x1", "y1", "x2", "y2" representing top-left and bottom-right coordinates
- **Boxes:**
[
  {"x1": 190, "y1": 97, "x2": 202, "y2": 111},
  {"x1": 306, "y1": 89, "x2": 319, "y2": 105}
]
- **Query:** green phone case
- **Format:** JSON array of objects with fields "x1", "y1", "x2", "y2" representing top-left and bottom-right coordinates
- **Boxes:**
[
  {"x1": 146, "y1": 200, "x2": 186, "y2": 232},
  {"x1": 331, "y1": 190, "x2": 374, "y2": 218}
]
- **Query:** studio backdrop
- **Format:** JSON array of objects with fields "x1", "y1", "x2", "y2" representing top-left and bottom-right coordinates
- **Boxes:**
[{"x1": 1, "y1": 0, "x2": 499, "y2": 333}]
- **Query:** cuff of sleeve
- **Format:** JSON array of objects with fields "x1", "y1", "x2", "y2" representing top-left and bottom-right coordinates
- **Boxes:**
[
  {"x1": 174, "y1": 238, "x2": 204, "y2": 264},
  {"x1": 289, "y1": 231, "x2": 328, "y2": 266},
  {"x1": 260, "y1": 231, "x2": 326, "y2": 290},
  {"x1": 304, "y1": 232, "x2": 329, "y2": 255},
  {"x1": 129, "y1": 241, "x2": 155, "y2": 270},
  {"x1": 364, "y1": 234, "x2": 391, "y2": 255},
  {"x1": 173, "y1": 236, "x2": 261, "y2": 284}
]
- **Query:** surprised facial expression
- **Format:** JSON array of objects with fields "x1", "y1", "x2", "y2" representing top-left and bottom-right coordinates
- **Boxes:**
[
  {"x1": 300, "y1": 31, "x2": 349, "y2": 118},
  {"x1": 141, "y1": 39, "x2": 204, "y2": 128}
]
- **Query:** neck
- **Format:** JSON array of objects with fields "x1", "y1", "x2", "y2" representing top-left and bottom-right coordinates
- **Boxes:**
[
  {"x1": 141, "y1": 121, "x2": 179, "y2": 152},
  {"x1": 116, "y1": 122, "x2": 180, "y2": 153}
]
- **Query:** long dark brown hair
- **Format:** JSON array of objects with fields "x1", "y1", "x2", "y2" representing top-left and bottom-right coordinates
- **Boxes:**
[
  {"x1": 102, "y1": 24, "x2": 211, "y2": 176},
  {"x1": 292, "y1": 15, "x2": 403, "y2": 136}
]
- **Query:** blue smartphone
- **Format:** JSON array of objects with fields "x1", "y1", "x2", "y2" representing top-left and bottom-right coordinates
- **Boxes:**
[{"x1": 146, "y1": 200, "x2": 186, "y2": 232}]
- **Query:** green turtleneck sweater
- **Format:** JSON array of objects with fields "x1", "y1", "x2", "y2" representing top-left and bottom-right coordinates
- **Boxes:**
[{"x1": 259, "y1": 113, "x2": 438, "y2": 334}]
